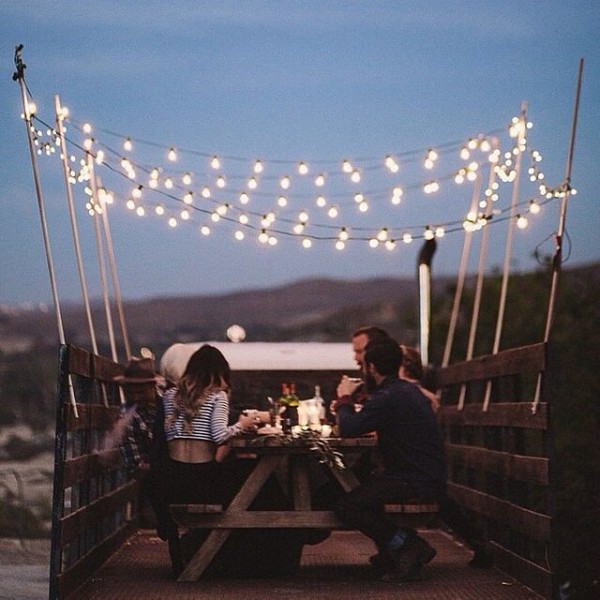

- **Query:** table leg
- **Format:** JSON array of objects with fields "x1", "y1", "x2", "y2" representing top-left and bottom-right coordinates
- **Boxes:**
[{"x1": 178, "y1": 454, "x2": 283, "y2": 581}]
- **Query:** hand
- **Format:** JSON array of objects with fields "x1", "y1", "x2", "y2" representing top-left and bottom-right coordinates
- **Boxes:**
[
  {"x1": 337, "y1": 375, "x2": 363, "y2": 398},
  {"x1": 238, "y1": 412, "x2": 258, "y2": 431}
]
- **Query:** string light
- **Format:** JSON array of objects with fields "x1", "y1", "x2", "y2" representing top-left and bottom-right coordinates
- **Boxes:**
[
  {"x1": 516, "y1": 214, "x2": 528, "y2": 229},
  {"x1": 211, "y1": 155, "x2": 221, "y2": 169},
  {"x1": 54, "y1": 114, "x2": 558, "y2": 250},
  {"x1": 167, "y1": 147, "x2": 177, "y2": 161}
]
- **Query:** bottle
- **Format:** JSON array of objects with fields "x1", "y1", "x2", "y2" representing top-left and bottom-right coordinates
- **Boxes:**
[
  {"x1": 278, "y1": 383, "x2": 289, "y2": 429},
  {"x1": 314, "y1": 385, "x2": 326, "y2": 425},
  {"x1": 286, "y1": 383, "x2": 299, "y2": 427}
]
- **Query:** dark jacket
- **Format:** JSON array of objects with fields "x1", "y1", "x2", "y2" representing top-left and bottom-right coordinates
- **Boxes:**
[{"x1": 336, "y1": 376, "x2": 446, "y2": 496}]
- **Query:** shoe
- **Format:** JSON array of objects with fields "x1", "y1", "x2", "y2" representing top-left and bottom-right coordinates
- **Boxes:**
[{"x1": 381, "y1": 536, "x2": 437, "y2": 582}]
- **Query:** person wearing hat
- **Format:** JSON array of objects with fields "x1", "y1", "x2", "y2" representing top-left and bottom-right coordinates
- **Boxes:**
[{"x1": 115, "y1": 357, "x2": 181, "y2": 574}]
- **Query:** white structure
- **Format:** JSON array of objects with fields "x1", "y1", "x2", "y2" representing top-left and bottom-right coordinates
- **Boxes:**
[{"x1": 160, "y1": 342, "x2": 356, "y2": 383}]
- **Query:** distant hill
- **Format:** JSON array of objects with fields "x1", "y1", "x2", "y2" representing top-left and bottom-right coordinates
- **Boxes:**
[{"x1": 1, "y1": 262, "x2": 598, "y2": 359}]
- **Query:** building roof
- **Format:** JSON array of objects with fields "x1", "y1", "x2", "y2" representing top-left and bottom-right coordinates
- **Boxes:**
[{"x1": 159, "y1": 342, "x2": 357, "y2": 382}]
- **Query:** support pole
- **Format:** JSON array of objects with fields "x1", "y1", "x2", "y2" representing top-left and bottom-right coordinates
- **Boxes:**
[
  {"x1": 97, "y1": 179, "x2": 132, "y2": 359},
  {"x1": 483, "y1": 102, "x2": 527, "y2": 411},
  {"x1": 54, "y1": 95, "x2": 98, "y2": 354},
  {"x1": 418, "y1": 237, "x2": 437, "y2": 366},
  {"x1": 87, "y1": 154, "x2": 119, "y2": 366},
  {"x1": 532, "y1": 58, "x2": 584, "y2": 413},
  {"x1": 12, "y1": 45, "x2": 78, "y2": 417}
]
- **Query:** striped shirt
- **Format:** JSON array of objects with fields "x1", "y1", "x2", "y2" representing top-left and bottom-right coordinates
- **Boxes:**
[{"x1": 163, "y1": 387, "x2": 242, "y2": 445}]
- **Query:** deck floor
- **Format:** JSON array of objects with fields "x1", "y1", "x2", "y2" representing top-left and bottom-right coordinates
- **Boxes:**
[{"x1": 73, "y1": 529, "x2": 542, "y2": 599}]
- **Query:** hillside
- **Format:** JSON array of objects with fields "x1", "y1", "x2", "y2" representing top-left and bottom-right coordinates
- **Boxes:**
[{"x1": 1, "y1": 263, "x2": 598, "y2": 359}]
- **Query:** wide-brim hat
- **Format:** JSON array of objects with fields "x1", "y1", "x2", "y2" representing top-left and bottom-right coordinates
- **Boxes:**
[{"x1": 114, "y1": 357, "x2": 162, "y2": 384}]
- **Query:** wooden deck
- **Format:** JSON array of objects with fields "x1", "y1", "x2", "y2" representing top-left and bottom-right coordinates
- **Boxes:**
[{"x1": 72, "y1": 529, "x2": 542, "y2": 599}]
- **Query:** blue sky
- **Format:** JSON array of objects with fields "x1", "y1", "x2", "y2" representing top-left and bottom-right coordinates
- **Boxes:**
[{"x1": 1, "y1": 1, "x2": 599, "y2": 306}]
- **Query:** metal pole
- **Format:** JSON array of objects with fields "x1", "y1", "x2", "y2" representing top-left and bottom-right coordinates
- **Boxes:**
[
  {"x1": 54, "y1": 95, "x2": 98, "y2": 354},
  {"x1": 418, "y1": 238, "x2": 437, "y2": 366},
  {"x1": 532, "y1": 58, "x2": 584, "y2": 413},
  {"x1": 12, "y1": 45, "x2": 78, "y2": 417}
]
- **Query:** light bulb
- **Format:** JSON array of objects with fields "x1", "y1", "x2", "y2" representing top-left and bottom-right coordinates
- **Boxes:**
[
  {"x1": 280, "y1": 175, "x2": 291, "y2": 190},
  {"x1": 168, "y1": 217, "x2": 177, "y2": 227},
  {"x1": 211, "y1": 156, "x2": 221, "y2": 169},
  {"x1": 302, "y1": 238, "x2": 312, "y2": 248},
  {"x1": 342, "y1": 160, "x2": 352, "y2": 173},
  {"x1": 167, "y1": 147, "x2": 177, "y2": 161},
  {"x1": 253, "y1": 160, "x2": 263, "y2": 174},
  {"x1": 316, "y1": 195, "x2": 326, "y2": 207},
  {"x1": 124, "y1": 138, "x2": 133, "y2": 151},
  {"x1": 351, "y1": 169, "x2": 361, "y2": 183},
  {"x1": 298, "y1": 162, "x2": 309, "y2": 175},
  {"x1": 200, "y1": 225, "x2": 211, "y2": 236},
  {"x1": 315, "y1": 174, "x2": 325, "y2": 187},
  {"x1": 335, "y1": 240, "x2": 346, "y2": 251},
  {"x1": 239, "y1": 192, "x2": 250, "y2": 204},
  {"x1": 235, "y1": 230, "x2": 245, "y2": 241},
  {"x1": 216, "y1": 175, "x2": 226, "y2": 188},
  {"x1": 278, "y1": 195, "x2": 288, "y2": 207}
]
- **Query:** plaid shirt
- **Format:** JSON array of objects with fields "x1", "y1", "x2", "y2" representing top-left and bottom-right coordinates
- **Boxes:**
[{"x1": 120, "y1": 403, "x2": 157, "y2": 475}]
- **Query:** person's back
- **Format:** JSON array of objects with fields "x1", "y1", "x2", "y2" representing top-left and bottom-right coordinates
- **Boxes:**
[{"x1": 338, "y1": 375, "x2": 445, "y2": 499}]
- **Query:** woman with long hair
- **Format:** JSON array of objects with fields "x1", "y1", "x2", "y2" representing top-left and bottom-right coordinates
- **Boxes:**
[{"x1": 162, "y1": 344, "x2": 254, "y2": 576}]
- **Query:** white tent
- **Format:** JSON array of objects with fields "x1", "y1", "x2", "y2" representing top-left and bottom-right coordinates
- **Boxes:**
[{"x1": 160, "y1": 342, "x2": 357, "y2": 383}]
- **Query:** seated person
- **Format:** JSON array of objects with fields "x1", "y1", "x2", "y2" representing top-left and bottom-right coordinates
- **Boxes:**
[{"x1": 333, "y1": 338, "x2": 445, "y2": 582}]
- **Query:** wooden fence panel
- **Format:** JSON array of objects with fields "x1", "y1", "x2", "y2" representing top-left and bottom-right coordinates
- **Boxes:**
[{"x1": 437, "y1": 343, "x2": 553, "y2": 598}]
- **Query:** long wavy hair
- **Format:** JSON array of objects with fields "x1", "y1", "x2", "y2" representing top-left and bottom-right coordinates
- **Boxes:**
[{"x1": 168, "y1": 345, "x2": 231, "y2": 433}]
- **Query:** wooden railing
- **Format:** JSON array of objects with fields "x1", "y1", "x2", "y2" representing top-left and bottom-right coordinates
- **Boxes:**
[
  {"x1": 437, "y1": 342, "x2": 553, "y2": 598},
  {"x1": 49, "y1": 345, "x2": 140, "y2": 600}
]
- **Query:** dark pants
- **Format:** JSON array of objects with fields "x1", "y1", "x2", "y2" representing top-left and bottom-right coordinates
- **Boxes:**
[{"x1": 334, "y1": 475, "x2": 439, "y2": 549}]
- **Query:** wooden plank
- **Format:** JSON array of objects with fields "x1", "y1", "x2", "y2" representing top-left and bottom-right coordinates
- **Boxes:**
[
  {"x1": 67, "y1": 345, "x2": 91, "y2": 378},
  {"x1": 440, "y1": 403, "x2": 547, "y2": 430},
  {"x1": 178, "y1": 454, "x2": 283, "y2": 581},
  {"x1": 491, "y1": 541, "x2": 553, "y2": 599},
  {"x1": 437, "y1": 343, "x2": 546, "y2": 387},
  {"x1": 59, "y1": 480, "x2": 139, "y2": 546},
  {"x1": 62, "y1": 449, "x2": 123, "y2": 489},
  {"x1": 172, "y1": 510, "x2": 342, "y2": 529},
  {"x1": 58, "y1": 521, "x2": 136, "y2": 600},
  {"x1": 170, "y1": 504, "x2": 223, "y2": 515},
  {"x1": 384, "y1": 503, "x2": 439, "y2": 513},
  {"x1": 92, "y1": 353, "x2": 124, "y2": 383},
  {"x1": 66, "y1": 404, "x2": 121, "y2": 432},
  {"x1": 445, "y1": 444, "x2": 549, "y2": 484},
  {"x1": 447, "y1": 482, "x2": 551, "y2": 542}
]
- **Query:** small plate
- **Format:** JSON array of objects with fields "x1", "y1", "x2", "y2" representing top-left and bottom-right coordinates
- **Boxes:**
[{"x1": 256, "y1": 425, "x2": 284, "y2": 436}]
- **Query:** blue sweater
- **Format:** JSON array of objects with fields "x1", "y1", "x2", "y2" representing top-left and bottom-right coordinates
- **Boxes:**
[{"x1": 336, "y1": 376, "x2": 446, "y2": 497}]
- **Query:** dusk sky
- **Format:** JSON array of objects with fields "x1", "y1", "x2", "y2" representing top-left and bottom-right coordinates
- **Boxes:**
[{"x1": 2, "y1": 2, "x2": 599, "y2": 307}]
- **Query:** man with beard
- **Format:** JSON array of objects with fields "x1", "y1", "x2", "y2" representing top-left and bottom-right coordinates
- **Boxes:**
[{"x1": 333, "y1": 338, "x2": 446, "y2": 582}]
